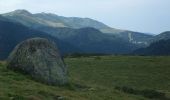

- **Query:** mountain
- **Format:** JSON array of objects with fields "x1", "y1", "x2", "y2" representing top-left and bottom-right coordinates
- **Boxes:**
[
  {"x1": 151, "y1": 31, "x2": 170, "y2": 42},
  {"x1": 2, "y1": 9, "x2": 153, "y2": 45},
  {"x1": 0, "y1": 16, "x2": 79, "y2": 60},
  {"x1": 133, "y1": 39, "x2": 170, "y2": 55},
  {"x1": 36, "y1": 26, "x2": 139, "y2": 54},
  {"x1": 118, "y1": 31, "x2": 153, "y2": 46},
  {"x1": 0, "y1": 15, "x2": 139, "y2": 60},
  {"x1": 58, "y1": 27, "x2": 138, "y2": 53},
  {"x1": 1, "y1": 9, "x2": 156, "y2": 56},
  {"x1": 2, "y1": 9, "x2": 109, "y2": 29},
  {"x1": 34, "y1": 12, "x2": 110, "y2": 29},
  {"x1": 0, "y1": 15, "x2": 9, "y2": 21}
]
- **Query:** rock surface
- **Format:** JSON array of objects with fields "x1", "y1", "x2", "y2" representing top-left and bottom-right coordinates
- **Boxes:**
[{"x1": 7, "y1": 38, "x2": 68, "y2": 85}]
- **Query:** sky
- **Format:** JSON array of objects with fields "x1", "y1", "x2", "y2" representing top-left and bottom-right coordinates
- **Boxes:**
[{"x1": 0, "y1": 0, "x2": 169, "y2": 34}]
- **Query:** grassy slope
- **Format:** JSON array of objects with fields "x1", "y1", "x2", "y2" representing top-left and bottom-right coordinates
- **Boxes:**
[{"x1": 0, "y1": 56, "x2": 170, "y2": 100}]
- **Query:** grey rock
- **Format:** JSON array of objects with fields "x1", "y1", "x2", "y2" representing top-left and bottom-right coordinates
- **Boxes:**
[{"x1": 7, "y1": 38, "x2": 68, "y2": 85}]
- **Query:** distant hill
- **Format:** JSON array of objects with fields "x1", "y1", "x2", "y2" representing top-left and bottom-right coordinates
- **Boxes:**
[
  {"x1": 133, "y1": 39, "x2": 170, "y2": 55},
  {"x1": 0, "y1": 16, "x2": 9, "y2": 21},
  {"x1": 2, "y1": 9, "x2": 153, "y2": 46},
  {"x1": 118, "y1": 31, "x2": 153, "y2": 46},
  {"x1": 34, "y1": 12, "x2": 110, "y2": 29},
  {"x1": 1, "y1": 10, "x2": 144, "y2": 55},
  {"x1": 0, "y1": 16, "x2": 79, "y2": 60},
  {"x1": 36, "y1": 26, "x2": 140, "y2": 54},
  {"x1": 3, "y1": 9, "x2": 109, "y2": 29},
  {"x1": 151, "y1": 31, "x2": 170, "y2": 42},
  {"x1": 0, "y1": 15, "x2": 140, "y2": 60}
]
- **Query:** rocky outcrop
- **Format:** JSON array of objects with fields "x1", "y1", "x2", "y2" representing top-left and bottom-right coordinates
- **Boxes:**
[{"x1": 7, "y1": 38, "x2": 68, "y2": 85}]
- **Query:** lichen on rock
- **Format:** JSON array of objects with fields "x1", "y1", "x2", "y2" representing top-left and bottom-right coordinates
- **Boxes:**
[{"x1": 7, "y1": 38, "x2": 68, "y2": 85}]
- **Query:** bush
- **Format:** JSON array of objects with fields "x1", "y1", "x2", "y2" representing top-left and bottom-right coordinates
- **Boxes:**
[
  {"x1": 115, "y1": 86, "x2": 168, "y2": 100},
  {"x1": 141, "y1": 90, "x2": 165, "y2": 99},
  {"x1": 94, "y1": 56, "x2": 101, "y2": 60},
  {"x1": 8, "y1": 93, "x2": 25, "y2": 100},
  {"x1": 64, "y1": 53, "x2": 108, "y2": 58}
]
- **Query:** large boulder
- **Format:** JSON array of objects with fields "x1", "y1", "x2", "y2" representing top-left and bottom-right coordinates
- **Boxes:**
[{"x1": 7, "y1": 38, "x2": 68, "y2": 85}]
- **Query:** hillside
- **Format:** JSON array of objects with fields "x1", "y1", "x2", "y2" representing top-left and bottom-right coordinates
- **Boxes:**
[
  {"x1": 34, "y1": 12, "x2": 110, "y2": 29},
  {"x1": 0, "y1": 56, "x2": 170, "y2": 100},
  {"x1": 1, "y1": 11, "x2": 142, "y2": 55},
  {"x1": 118, "y1": 31, "x2": 153, "y2": 46},
  {"x1": 133, "y1": 39, "x2": 170, "y2": 55},
  {"x1": 2, "y1": 9, "x2": 153, "y2": 46},
  {"x1": 37, "y1": 26, "x2": 139, "y2": 53},
  {"x1": 3, "y1": 9, "x2": 109, "y2": 29},
  {"x1": 0, "y1": 16, "x2": 79, "y2": 60},
  {"x1": 151, "y1": 31, "x2": 170, "y2": 42},
  {"x1": 0, "y1": 16, "x2": 138, "y2": 59}
]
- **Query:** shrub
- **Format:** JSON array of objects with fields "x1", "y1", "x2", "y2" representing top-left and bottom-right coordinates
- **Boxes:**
[
  {"x1": 8, "y1": 93, "x2": 25, "y2": 100},
  {"x1": 115, "y1": 86, "x2": 168, "y2": 100},
  {"x1": 94, "y1": 56, "x2": 101, "y2": 60}
]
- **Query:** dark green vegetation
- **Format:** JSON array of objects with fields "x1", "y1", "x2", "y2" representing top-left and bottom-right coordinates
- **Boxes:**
[
  {"x1": 115, "y1": 86, "x2": 169, "y2": 100},
  {"x1": 0, "y1": 56, "x2": 170, "y2": 100}
]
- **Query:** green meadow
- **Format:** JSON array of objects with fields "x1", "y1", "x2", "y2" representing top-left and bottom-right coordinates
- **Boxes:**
[{"x1": 0, "y1": 56, "x2": 170, "y2": 100}]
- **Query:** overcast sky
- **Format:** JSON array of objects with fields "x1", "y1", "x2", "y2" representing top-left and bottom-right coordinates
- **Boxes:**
[{"x1": 0, "y1": 0, "x2": 169, "y2": 34}]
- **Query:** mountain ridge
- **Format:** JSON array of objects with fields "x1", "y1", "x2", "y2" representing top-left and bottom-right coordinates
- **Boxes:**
[
  {"x1": 0, "y1": 16, "x2": 80, "y2": 60},
  {"x1": 3, "y1": 9, "x2": 110, "y2": 29},
  {"x1": 1, "y1": 10, "x2": 162, "y2": 58},
  {"x1": 132, "y1": 31, "x2": 170, "y2": 55},
  {"x1": 133, "y1": 39, "x2": 170, "y2": 55},
  {"x1": 2, "y1": 9, "x2": 153, "y2": 45}
]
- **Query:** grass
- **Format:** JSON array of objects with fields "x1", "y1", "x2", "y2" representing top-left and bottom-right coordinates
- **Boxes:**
[{"x1": 0, "y1": 56, "x2": 170, "y2": 100}]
